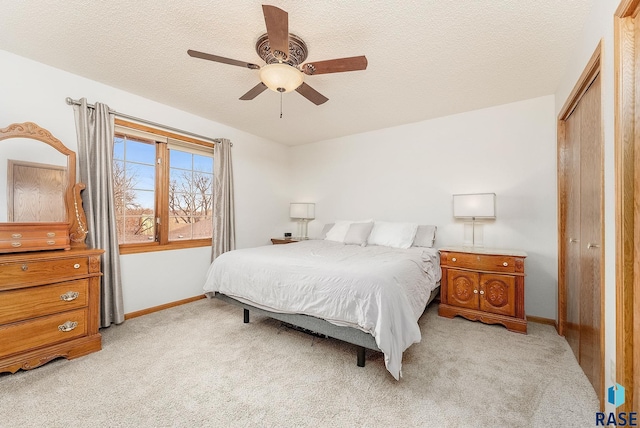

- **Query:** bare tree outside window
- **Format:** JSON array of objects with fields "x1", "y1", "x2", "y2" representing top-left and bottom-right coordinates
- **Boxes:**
[
  {"x1": 168, "y1": 171, "x2": 212, "y2": 224},
  {"x1": 168, "y1": 150, "x2": 213, "y2": 240},
  {"x1": 113, "y1": 160, "x2": 154, "y2": 238},
  {"x1": 113, "y1": 136, "x2": 156, "y2": 243}
]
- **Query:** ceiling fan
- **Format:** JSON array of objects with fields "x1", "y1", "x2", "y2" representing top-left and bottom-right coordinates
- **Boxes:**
[{"x1": 187, "y1": 4, "x2": 368, "y2": 106}]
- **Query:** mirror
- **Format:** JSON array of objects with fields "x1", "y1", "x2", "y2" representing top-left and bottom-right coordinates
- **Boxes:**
[
  {"x1": 1, "y1": 138, "x2": 68, "y2": 222},
  {"x1": 0, "y1": 122, "x2": 87, "y2": 252}
]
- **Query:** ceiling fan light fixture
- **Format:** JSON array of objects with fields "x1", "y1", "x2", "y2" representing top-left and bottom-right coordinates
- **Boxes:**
[{"x1": 259, "y1": 63, "x2": 304, "y2": 93}]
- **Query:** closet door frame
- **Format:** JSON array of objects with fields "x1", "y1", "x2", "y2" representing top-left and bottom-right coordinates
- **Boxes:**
[
  {"x1": 615, "y1": 0, "x2": 639, "y2": 414},
  {"x1": 557, "y1": 41, "x2": 604, "y2": 407}
]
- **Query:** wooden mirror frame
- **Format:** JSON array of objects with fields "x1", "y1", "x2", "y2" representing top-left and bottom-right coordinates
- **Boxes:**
[{"x1": 0, "y1": 122, "x2": 88, "y2": 251}]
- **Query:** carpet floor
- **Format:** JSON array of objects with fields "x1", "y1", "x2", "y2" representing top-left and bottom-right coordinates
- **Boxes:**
[{"x1": 0, "y1": 298, "x2": 599, "y2": 427}]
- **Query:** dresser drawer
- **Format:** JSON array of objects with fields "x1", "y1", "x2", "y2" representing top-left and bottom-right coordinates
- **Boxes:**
[
  {"x1": 0, "y1": 280, "x2": 89, "y2": 325},
  {"x1": 0, "y1": 308, "x2": 87, "y2": 358},
  {"x1": 0, "y1": 236, "x2": 70, "y2": 253},
  {"x1": 0, "y1": 223, "x2": 71, "y2": 254},
  {"x1": 0, "y1": 228, "x2": 68, "y2": 240},
  {"x1": 0, "y1": 256, "x2": 89, "y2": 287},
  {"x1": 440, "y1": 251, "x2": 517, "y2": 273}
]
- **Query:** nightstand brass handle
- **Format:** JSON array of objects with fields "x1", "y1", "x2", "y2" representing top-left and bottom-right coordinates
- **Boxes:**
[
  {"x1": 502, "y1": 262, "x2": 508, "y2": 267},
  {"x1": 58, "y1": 321, "x2": 78, "y2": 332},
  {"x1": 60, "y1": 291, "x2": 79, "y2": 302},
  {"x1": 21, "y1": 264, "x2": 28, "y2": 271},
  {"x1": 47, "y1": 232, "x2": 56, "y2": 237},
  {"x1": 47, "y1": 240, "x2": 55, "y2": 245},
  {"x1": 11, "y1": 242, "x2": 22, "y2": 248},
  {"x1": 73, "y1": 264, "x2": 81, "y2": 269},
  {"x1": 451, "y1": 257, "x2": 457, "y2": 262},
  {"x1": 11, "y1": 233, "x2": 22, "y2": 239}
]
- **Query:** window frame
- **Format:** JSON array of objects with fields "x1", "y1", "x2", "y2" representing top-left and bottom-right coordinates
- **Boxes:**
[{"x1": 114, "y1": 119, "x2": 214, "y2": 255}]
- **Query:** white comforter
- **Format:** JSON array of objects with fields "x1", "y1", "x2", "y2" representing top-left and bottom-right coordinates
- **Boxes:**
[{"x1": 203, "y1": 239, "x2": 441, "y2": 380}]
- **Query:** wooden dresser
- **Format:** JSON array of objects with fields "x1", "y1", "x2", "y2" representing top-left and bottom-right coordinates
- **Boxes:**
[
  {"x1": 438, "y1": 246, "x2": 527, "y2": 333},
  {"x1": 0, "y1": 248, "x2": 103, "y2": 373}
]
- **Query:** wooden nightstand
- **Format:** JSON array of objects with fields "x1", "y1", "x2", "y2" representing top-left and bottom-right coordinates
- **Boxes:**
[
  {"x1": 438, "y1": 246, "x2": 527, "y2": 334},
  {"x1": 270, "y1": 238, "x2": 299, "y2": 245}
]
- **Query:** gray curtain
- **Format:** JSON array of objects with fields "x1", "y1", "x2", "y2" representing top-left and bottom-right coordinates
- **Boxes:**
[
  {"x1": 73, "y1": 98, "x2": 125, "y2": 327},
  {"x1": 212, "y1": 138, "x2": 236, "y2": 261}
]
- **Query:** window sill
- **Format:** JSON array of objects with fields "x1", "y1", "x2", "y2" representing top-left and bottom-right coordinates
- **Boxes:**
[{"x1": 119, "y1": 239, "x2": 211, "y2": 255}]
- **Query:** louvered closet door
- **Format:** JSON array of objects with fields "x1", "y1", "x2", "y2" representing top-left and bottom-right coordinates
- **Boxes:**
[
  {"x1": 564, "y1": 99, "x2": 581, "y2": 362},
  {"x1": 578, "y1": 73, "x2": 602, "y2": 395}
]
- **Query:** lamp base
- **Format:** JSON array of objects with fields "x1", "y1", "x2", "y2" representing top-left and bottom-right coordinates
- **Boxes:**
[
  {"x1": 296, "y1": 219, "x2": 310, "y2": 240},
  {"x1": 462, "y1": 221, "x2": 484, "y2": 248}
]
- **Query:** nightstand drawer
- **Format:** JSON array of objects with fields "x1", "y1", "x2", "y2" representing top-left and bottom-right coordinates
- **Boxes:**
[{"x1": 440, "y1": 251, "x2": 518, "y2": 273}]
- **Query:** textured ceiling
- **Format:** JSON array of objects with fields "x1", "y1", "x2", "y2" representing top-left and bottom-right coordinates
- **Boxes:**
[{"x1": 0, "y1": 1, "x2": 592, "y2": 146}]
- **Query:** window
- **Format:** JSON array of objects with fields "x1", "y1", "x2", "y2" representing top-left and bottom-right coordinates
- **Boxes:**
[
  {"x1": 167, "y1": 144, "x2": 213, "y2": 241},
  {"x1": 113, "y1": 119, "x2": 214, "y2": 254}
]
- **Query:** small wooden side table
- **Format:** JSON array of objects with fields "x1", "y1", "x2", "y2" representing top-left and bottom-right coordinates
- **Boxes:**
[
  {"x1": 270, "y1": 238, "x2": 300, "y2": 245},
  {"x1": 438, "y1": 246, "x2": 527, "y2": 333}
]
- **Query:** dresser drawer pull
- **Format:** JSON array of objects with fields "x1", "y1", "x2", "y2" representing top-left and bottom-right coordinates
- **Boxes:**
[
  {"x1": 473, "y1": 289, "x2": 478, "y2": 294},
  {"x1": 60, "y1": 291, "x2": 80, "y2": 302},
  {"x1": 11, "y1": 233, "x2": 22, "y2": 239},
  {"x1": 11, "y1": 242, "x2": 22, "y2": 248},
  {"x1": 58, "y1": 321, "x2": 78, "y2": 332},
  {"x1": 47, "y1": 232, "x2": 56, "y2": 237},
  {"x1": 21, "y1": 264, "x2": 28, "y2": 271},
  {"x1": 503, "y1": 262, "x2": 508, "y2": 267},
  {"x1": 451, "y1": 257, "x2": 457, "y2": 262},
  {"x1": 73, "y1": 263, "x2": 81, "y2": 269},
  {"x1": 47, "y1": 240, "x2": 56, "y2": 245},
  {"x1": 479, "y1": 290, "x2": 485, "y2": 295}
]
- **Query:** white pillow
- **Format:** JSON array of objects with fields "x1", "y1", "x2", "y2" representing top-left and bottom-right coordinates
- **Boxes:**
[
  {"x1": 319, "y1": 223, "x2": 335, "y2": 239},
  {"x1": 324, "y1": 219, "x2": 373, "y2": 242},
  {"x1": 368, "y1": 221, "x2": 418, "y2": 249},
  {"x1": 412, "y1": 225, "x2": 437, "y2": 248},
  {"x1": 343, "y1": 222, "x2": 374, "y2": 246}
]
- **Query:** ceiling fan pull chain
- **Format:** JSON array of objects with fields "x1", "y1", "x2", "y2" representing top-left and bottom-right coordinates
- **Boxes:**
[{"x1": 280, "y1": 89, "x2": 283, "y2": 118}]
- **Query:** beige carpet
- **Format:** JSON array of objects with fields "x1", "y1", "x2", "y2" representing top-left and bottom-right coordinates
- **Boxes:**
[{"x1": 0, "y1": 298, "x2": 598, "y2": 427}]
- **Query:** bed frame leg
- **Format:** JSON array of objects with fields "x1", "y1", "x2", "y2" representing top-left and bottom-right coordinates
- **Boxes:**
[
  {"x1": 243, "y1": 309, "x2": 249, "y2": 323},
  {"x1": 357, "y1": 346, "x2": 365, "y2": 367}
]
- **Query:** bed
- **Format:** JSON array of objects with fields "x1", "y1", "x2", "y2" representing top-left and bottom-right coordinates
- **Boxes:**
[{"x1": 203, "y1": 229, "x2": 441, "y2": 380}]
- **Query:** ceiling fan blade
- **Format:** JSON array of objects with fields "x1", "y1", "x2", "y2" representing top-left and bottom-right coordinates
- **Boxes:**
[
  {"x1": 302, "y1": 56, "x2": 368, "y2": 75},
  {"x1": 262, "y1": 5, "x2": 289, "y2": 60},
  {"x1": 239, "y1": 83, "x2": 268, "y2": 100},
  {"x1": 295, "y1": 82, "x2": 329, "y2": 105},
  {"x1": 187, "y1": 49, "x2": 260, "y2": 70}
]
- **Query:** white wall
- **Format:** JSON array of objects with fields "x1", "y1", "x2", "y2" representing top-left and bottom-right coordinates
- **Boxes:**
[
  {"x1": 290, "y1": 95, "x2": 558, "y2": 319},
  {"x1": 0, "y1": 49, "x2": 291, "y2": 314},
  {"x1": 554, "y1": 0, "x2": 619, "y2": 413}
]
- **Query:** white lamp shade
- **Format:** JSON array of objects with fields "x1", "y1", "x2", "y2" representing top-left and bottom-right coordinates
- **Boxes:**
[
  {"x1": 260, "y1": 63, "x2": 304, "y2": 93},
  {"x1": 453, "y1": 193, "x2": 496, "y2": 218},
  {"x1": 290, "y1": 203, "x2": 315, "y2": 219}
]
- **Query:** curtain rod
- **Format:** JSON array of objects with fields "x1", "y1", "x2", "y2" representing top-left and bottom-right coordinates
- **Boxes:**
[{"x1": 65, "y1": 97, "x2": 226, "y2": 145}]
